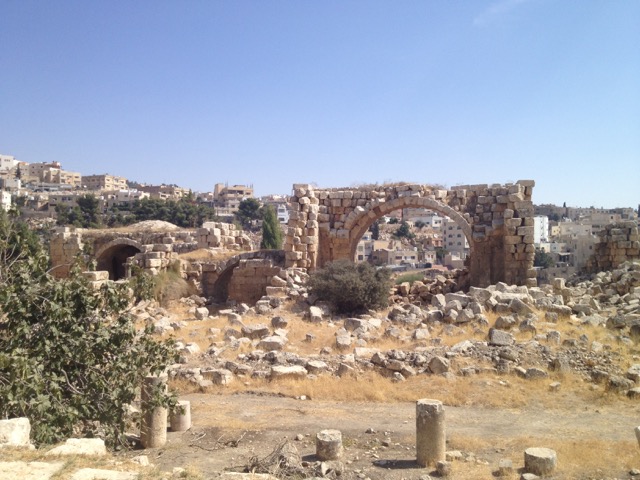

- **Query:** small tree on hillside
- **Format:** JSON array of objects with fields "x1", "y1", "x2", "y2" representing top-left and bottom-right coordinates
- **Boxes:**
[
  {"x1": 260, "y1": 205, "x2": 283, "y2": 249},
  {"x1": 307, "y1": 260, "x2": 392, "y2": 314},
  {"x1": 235, "y1": 198, "x2": 262, "y2": 230},
  {"x1": 534, "y1": 248, "x2": 555, "y2": 268},
  {"x1": 370, "y1": 220, "x2": 380, "y2": 240},
  {"x1": 394, "y1": 221, "x2": 414, "y2": 240}
]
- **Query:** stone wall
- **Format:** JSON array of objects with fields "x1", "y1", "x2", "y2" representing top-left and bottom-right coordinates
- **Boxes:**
[
  {"x1": 586, "y1": 221, "x2": 640, "y2": 272},
  {"x1": 284, "y1": 181, "x2": 537, "y2": 288},
  {"x1": 227, "y1": 259, "x2": 283, "y2": 304},
  {"x1": 201, "y1": 251, "x2": 286, "y2": 303},
  {"x1": 50, "y1": 224, "x2": 253, "y2": 280}
]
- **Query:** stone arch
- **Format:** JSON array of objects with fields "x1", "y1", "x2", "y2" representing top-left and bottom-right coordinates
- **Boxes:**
[
  {"x1": 284, "y1": 181, "x2": 537, "y2": 288},
  {"x1": 95, "y1": 238, "x2": 143, "y2": 280},
  {"x1": 202, "y1": 250, "x2": 285, "y2": 302},
  {"x1": 346, "y1": 195, "x2": 474, "y2": 261}
]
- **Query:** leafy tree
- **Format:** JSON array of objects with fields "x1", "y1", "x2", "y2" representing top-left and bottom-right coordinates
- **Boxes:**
[
  {"x1": 394, "y1": 221, "x2": 415, "y2": 240},
  {"x1": 0, "y1": 211, "x2": 177, "y2": 447},
  {"x1": 260, "y1": 205, "x2": 283, "y2": 249},
  {"x1": 307, "y1": 260, "x2": 392, "y2": 314},
  {"x1": 235, "y1": 198, "x2": 262, "y2": 230},
  {"x1": 108, "y1": 198, "x2": 218, "y2": 228},
  {"x1": 534, "y1": 248, "x2": 555, "y2": 268},
  {"x1": 435, "y1": 247, "x2": 447, "y2": 263},
  {"x1": 414, "y1": 220, "x2": 426, "y2": 229},
  {"x1": 55, "y1": 194, "x2": 101, "y2": 228},
  {"x1": 77, "y1": 194, "x2": 101, "y2": 227},
  {"x1": 388, "y1": 217, "x2": 399, "y2": 224}
]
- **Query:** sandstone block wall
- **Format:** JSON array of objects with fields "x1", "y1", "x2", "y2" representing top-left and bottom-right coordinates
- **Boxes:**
[
  {"x1": 227, "y1": 259, "x2": 282, "y2": 304},
  {"x1": 198, "y1": 222, "x2": 253, "y2": 251},
  {"x1": 284, "y1": 181, "x2": 536, "y2": 288},
  {"x1": 587, "y1": 221, "x2": 640, "y2": 272}
]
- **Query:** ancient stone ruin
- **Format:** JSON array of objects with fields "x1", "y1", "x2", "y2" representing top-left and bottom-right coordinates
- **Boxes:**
[{"x1": 285, "y1": 181, "x2": 537, "y2": 287}]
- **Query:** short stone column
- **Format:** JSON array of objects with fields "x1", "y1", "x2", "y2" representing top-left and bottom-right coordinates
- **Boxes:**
[
  {"x1": 316, "y1": 429, "x2": 343, "y2": 460},
  {"x1": 416, "y1": 399, "x2": 446, "y2": 467},
  {"x1": 635, "y1": 426, "x2": 640, "y2": 448},
  {"x1": 140, "y1": 373, "x2": 168, "y2": 448},
  {"x1": 170, "y1": 400, "x2": 192, "y2": 432},
  {"x1": 524, "y1": 447, "x2": 557, "y2": 475}
]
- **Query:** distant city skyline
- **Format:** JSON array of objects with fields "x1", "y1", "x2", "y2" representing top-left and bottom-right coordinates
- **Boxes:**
[{"x1": 1, "y1": 1, "x2": 638, "y2": 208}]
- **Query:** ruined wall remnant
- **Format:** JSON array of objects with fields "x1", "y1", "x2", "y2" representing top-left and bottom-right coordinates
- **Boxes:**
[
  {"x1": 284, "y1": 181, "x2": 537, "y2": 288},
  {"x1": 201, "y1": 250, "x2": 286, "y2": 303},
  {"x1": 50, "y1": 223, "x2": 254, "y2": 280},
  {"x1": 586, "y1": 221, "x2": 640, "y2": 272}
]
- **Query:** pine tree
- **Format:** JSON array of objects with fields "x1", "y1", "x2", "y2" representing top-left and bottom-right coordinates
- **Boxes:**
[{"x1": 260, "y1": 205, "x2": 283, "y2": 249}]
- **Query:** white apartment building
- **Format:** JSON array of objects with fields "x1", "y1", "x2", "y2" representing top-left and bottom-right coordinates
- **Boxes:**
[
  {"x1": 1, "y1": 191, "x2": 11, "y2": 211},
  {"x1": 443, "y1": 217, "x2": 469, "y2": 257},
  {"x1": 533, "y1": 216, "x2": 549, "y2": 244},
  {"x1": 0, "y1": 154, "x2": 19, "y2": 173}
]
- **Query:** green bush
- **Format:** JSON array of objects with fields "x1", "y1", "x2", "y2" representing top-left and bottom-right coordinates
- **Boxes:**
[
  {"x1": 0, "y1": 211, "x2": 178, "y2": 447},
  {"x1": 307, "y1": 260, "x2": 392, "y2": 314},
  {"x1": 394, "y1": 272, "x2": 424, "y2": 285}
]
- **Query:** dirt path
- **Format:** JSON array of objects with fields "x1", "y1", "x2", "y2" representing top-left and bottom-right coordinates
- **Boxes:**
[{"x1": 130, "y1": 392, "x2": 640, "y2": 479}]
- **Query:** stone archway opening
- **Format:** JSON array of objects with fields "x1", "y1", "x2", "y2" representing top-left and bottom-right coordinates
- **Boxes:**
[
  {"x1": 350, "y1": 205, "x2": 475, "y2": 272},
  {"x1": 97, "y1": 244, "x2": 142, "y2": 280}
]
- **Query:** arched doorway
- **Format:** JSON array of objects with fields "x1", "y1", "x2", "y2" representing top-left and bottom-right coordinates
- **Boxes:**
[{"x1": 95, "y1": 240, "x2": 143, "y2": 280}]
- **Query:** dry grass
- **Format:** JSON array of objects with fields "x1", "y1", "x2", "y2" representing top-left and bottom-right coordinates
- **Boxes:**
[{"x1": 177, "y1": 248, "x2": 240, "y2": 262}]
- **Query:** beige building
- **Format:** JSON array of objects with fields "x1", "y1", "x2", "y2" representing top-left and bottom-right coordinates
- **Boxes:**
[
  {"x1": 138, "y1": 184, "x2": 190, "y2": 200},
  {"x1": 82, "y1": 174, "x2": 128, "y2": 191},
  {"x1": 213, "y1": 183, "x2": 254, "y2": 213},
  {"x1": 443, "y1": 217, "x2": 469, "y2": 257}
]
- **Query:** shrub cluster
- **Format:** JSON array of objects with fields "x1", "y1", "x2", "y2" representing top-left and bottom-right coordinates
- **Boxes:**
[
  {"x1": 307, "y1": 260, "x2": 392, "y2": 314},
  {"x1": 0, "y1": 211, "x2": 177, "y2": 447}
]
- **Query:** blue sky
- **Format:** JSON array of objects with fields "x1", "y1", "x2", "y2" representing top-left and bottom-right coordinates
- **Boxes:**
[{"x1": 1, "y1": 0, "x2": 638, "y2": 208}]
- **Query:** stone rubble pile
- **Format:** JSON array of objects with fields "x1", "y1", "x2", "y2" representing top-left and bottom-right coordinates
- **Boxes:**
[{"x1": 138, "y1": 260, "x2": 640, "y2": 398}]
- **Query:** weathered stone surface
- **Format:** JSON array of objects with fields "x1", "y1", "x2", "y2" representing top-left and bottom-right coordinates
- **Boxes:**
[
  {"x1": 0, "y1": 461, "x2": 64, "y2": 480},
  {"x1": 0, "y1": 418, "x2": 31, "y2": 447},
  {"x1": 70, "y1": 469, "x2": 139, "y2": 480},
  {"x1": 316, "y1": 429, "x2": 343, "y2": 460},
  {"x1": 524, "y1": 447, "x2": 557, "y2": 475},
  {"x1": 46, "y1": 438, "x2": 107, "y2": 456},
  {"x1": 429, "y1": 356, "x2": 450, "y2": 374},
  {"x1": 259, "y1": 335, "x2": 287, "y2": 351},
  {"x1": 194, "y1": 307, "x2": 209, "y2": 320},
  {"x1": 270, "y1": 365, "x2": 308, "y2": 380},
  {"x1": 489, "y1": 328, "x2": 515, "y2": 346}
]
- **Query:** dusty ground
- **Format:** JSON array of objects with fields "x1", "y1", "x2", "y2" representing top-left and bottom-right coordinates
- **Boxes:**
[{"x1": 119, "y1": 388, "x2": 640, "y2": 480}]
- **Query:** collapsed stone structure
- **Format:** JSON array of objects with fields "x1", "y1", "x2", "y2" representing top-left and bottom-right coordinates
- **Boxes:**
[
  {"x1": 587, "y1": 221, "x2": 640, "y2": 272},
  {"x1": 49, "y1": 221, "x2": 253, "y2": 280},
  {"x1": 285, "y1": 181, "x2": 537, "y2": 287}
]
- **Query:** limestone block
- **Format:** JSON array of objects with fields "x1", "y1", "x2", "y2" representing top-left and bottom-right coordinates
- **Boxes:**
[
  {"x1": 259, "y1": 335, "x2": 288, "y2": 351},
  {"x1": 270, "y1": 365, "x2": 307, "y2": 380},
  {"x1": 82, "y1": 270, "x2": 109, "y2": 281},
  {"x1": 336, "y1": 335, "x2": 352, "y2": 351},
  {"x1": 0, "y1": 418, "x2": 31, "y2": 447},
  {"x1": 489, "y1": 328, "x2": 515, "y2": 346},
  {"x1": 429, "y1": 356, "x2": 450, "y2": 374},
  {"x1": 195, "y1": 307, "x2": 209, "y2": 320},
  {"x1": 70, "y1": 468, "x2": 138, "y2": 479},
  {"x1": 524, "y1": 447, "x2": 557, "y2": 475},
  {"x1": 46, "y1": 438, "x2": 107, "y2": 456},
  {"x1": 0, "y1": 461, "x2": 64, "y2": 479},
  {"x1": 316, "y1": 430, "x2": 343, "y2": 460},
  {"x1": 309, "y1": 306, "x2": 323, "y2": 322}
]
